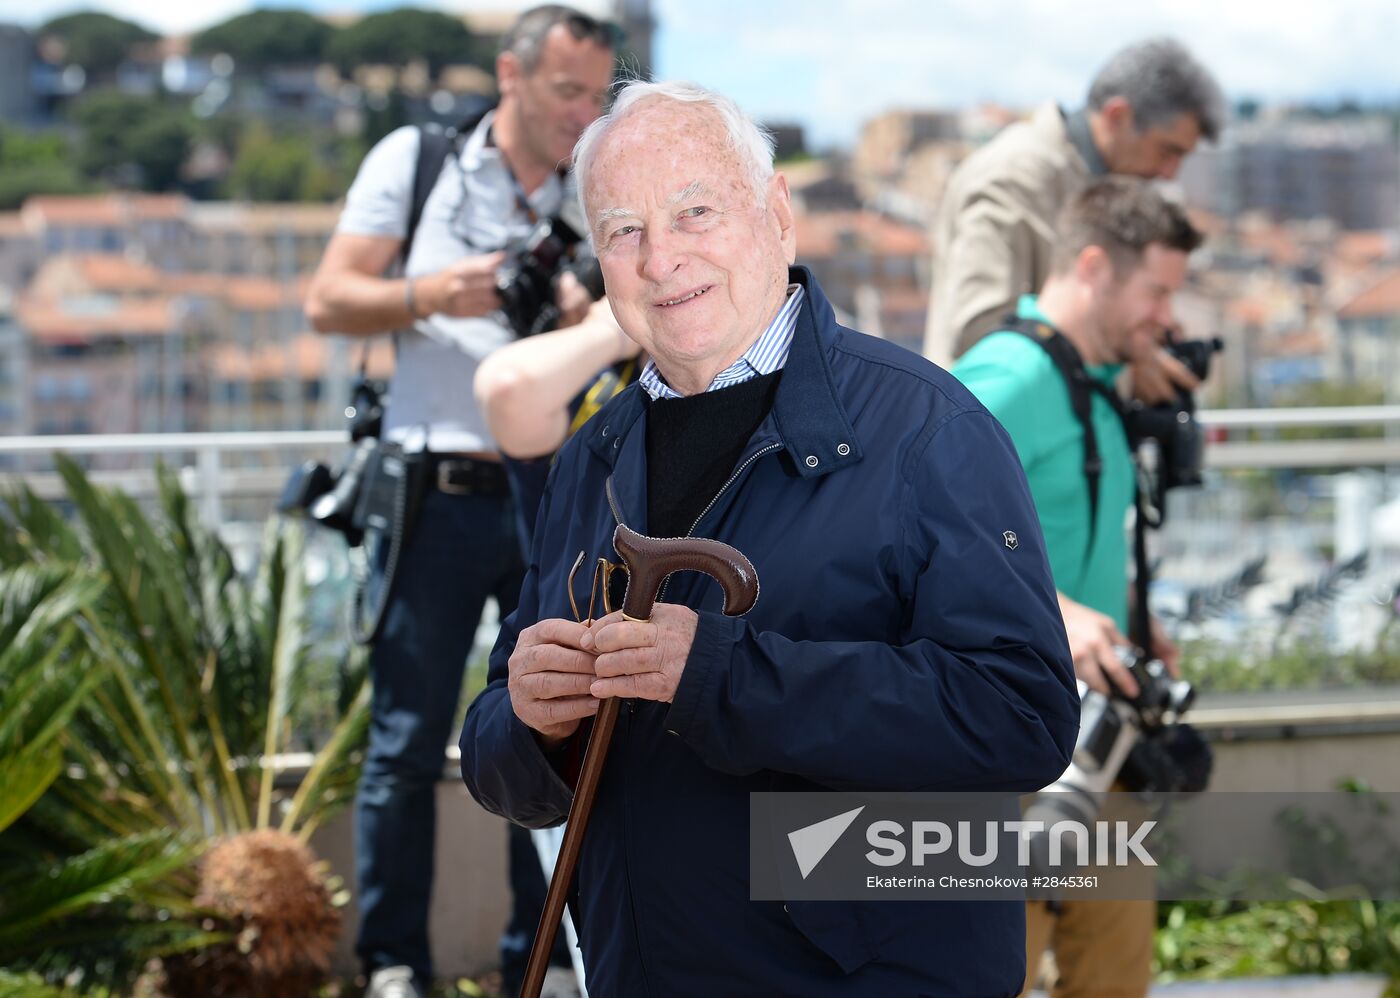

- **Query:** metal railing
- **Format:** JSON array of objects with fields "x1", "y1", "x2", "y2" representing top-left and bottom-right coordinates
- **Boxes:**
[
  {"x1": 3, "y1": 407, "x2": 1400, "y2": 527},
  {"x1": 4, "y1": 405, "x2": 1399, "y2": 474},
  {"x1": 1201, "y1": 405, "x2": 1400, "y2": 469},
  {"x1": 0, "y1": 429, "x2": 343, "y2": 526},
  {"x1": 5, "y1": 407, "x2": 1400, "y2": 705}
]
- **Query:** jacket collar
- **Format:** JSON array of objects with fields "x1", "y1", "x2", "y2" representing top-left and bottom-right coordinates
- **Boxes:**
[{"x1": 586, "y1": 266, "x2": 862, "y2": 479}]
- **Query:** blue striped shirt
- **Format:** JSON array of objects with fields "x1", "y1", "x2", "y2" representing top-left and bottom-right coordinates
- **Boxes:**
[{"x1": 638, "y1": 284, "x2": 805, "y2": 401}]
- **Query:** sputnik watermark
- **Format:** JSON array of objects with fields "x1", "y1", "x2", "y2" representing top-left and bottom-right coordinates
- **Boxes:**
[
  {"x1": 755, "y1": 791, "x2": 1400, "y2": 902},
  {"x1": 791, "y1": 812, "x2": 1156, "y2": 879},
  {"x1": 864, "y1": 818, "x2": 1156, "y2": 869}
]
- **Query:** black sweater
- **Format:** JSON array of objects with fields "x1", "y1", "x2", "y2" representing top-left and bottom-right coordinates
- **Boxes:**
[{"x1": 644, "y1": 371, "x2": 782, "y2": 538}]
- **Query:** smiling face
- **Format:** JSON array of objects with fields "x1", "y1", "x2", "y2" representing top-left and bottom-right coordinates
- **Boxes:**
[{"x1": 583, "y1": 100, "x2": 797, "y2": 396}]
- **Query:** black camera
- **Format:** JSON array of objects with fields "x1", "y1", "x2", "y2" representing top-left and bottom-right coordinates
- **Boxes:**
[
  {"x1": 1123, "y1": 336, "x2": 1223, "y2": 491},
  {"x1": 495, "y1": 216, "x2": 602, "y2": 339},
  {"x1": 1022, "y1": 647, "x2": 1211, "y2": 874},
  {"x1": 279, "y1": 376, "x2": 400, "y2": 546},
  {"x1": 345, "y1": 375, "x2": 386, "y2": 442},
  {"x1": 1040, "y1": 647, "x2": 1202, "y2": 805}
]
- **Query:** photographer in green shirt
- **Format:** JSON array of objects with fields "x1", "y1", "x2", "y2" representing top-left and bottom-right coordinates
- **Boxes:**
[{"x1": 954, "y1": 177, "x2": 1201, "y2": 997}]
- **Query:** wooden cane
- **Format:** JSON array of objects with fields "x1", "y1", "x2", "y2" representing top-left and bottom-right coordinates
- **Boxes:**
[{"x1": 520, "y1": 521, "x2": 759, "y2": 998}]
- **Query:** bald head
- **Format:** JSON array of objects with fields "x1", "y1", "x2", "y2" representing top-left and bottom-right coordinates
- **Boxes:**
[{"x1": 578, "y1": 83, "x2": 797, "y2": 397}]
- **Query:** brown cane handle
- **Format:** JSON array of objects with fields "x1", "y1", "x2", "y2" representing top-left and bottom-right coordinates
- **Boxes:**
[
  {"x1": 613, "y1": 524, "x2": 760, "y2": 620},
  {"x1": 521, "y1": 525, "x2": 759, "y2": 998}
]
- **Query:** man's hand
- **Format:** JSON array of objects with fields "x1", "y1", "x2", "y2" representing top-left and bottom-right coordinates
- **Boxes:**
[
  {"x1": 1058, "y1": 594, "x2": 1139, "y2": 697},
  {"x1": 507, "y1": 618, "x2": 600, "y2": 748},
  {"x1": 414, "y1": 251, "x2": 507, "y2": 318},
  {"x1": 581, "y1": 605, "x2": 699, "y2": 703},
  {"x1": 555, "y1": 270, "x2": 595, "y2": 329},
  {"x1": 1129, "y1": 346, "x2": 1199, "y2": 405}
]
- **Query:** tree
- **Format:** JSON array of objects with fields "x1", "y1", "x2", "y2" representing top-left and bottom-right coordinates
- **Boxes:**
[
  {"x1": 0, "y1": 128, "x2": 91, "y2": 210},
  {"x1": 0, "y1": 164, "x2": 91, "y2": 211},
  {"x1": 37, "y1": 11, "x2": 157, "y2": 79},
  {"x1": 227, "y1": 124, "x2": 341, "y2": 202},
  {"x1": 326, "y1": 7, "x2": 485, "y2": 75},
  {"x1": 68, "y1": 92, "x2": 194, "y2": 192},
  {"x1": 190, "y1": 9, "x2": 335, "y2": 70}
]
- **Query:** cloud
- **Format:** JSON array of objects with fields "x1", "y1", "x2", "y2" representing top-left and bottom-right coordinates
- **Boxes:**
[
  {"x1": 19, "y1": 0, "x2": 249, "y2": 34},
  {"x1": 655, "y1": 0, "x2": 1400, "y2": 146}
]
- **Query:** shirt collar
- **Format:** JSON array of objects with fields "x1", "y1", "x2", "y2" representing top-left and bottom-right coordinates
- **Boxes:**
[
  {"x1": 586, "y1": 266, "x2": 861, "y2": 481},
  {"x1": 639, "y1": 283, "x2": 805, "y2": 401},
  {"x1": 1063, "y1": 107, "x2": 1110, "y2": 178},
  {"x1": 460, "y1": 110, "x2": 568, "y2": 206},
  {"x1": 459, "y1": 110, "x2": 495, "y2": 171}
]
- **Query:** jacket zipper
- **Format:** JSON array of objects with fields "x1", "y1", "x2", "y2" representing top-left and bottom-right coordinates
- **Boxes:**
[
  {"x1": 603, "y1": 475, "x2": 652, "y2": 991},
  {"x1": 602, "y1": 441, "x2": 780, "y2": 993},
  {"x1": 657, "y1": 441, "x2": 783, "y2": 604},
  {"x1": 603, "y1": 479, "x2": 637, "y2": 718}
]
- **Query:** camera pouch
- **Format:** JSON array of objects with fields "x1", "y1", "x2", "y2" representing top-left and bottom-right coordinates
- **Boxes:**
[{"x1": 350, "y1": 442, "x2": 431, "y2": 646}]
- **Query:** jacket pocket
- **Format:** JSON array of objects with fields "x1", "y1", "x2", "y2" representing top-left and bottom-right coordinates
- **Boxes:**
[{"x1": 783, "y1": 899, "x2": 877, "y2": 974}]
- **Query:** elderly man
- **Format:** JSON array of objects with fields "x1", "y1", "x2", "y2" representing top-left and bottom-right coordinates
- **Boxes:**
[
  {"x1": 924, "y1": 37, "x2": 1223, "y2": 398},
  {"x1": 461, "y1": 81, "x2": 1079, "y2": 996}
]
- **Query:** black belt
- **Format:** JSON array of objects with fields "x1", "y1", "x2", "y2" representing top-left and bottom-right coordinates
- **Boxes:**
[{"x1": 428, "y1": 453, "x2": 510, "y2": 497}]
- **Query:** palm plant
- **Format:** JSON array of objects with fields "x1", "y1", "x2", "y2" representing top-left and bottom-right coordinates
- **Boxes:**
[{"x1": 0, "y1": 457, "x2": 369, "y2": 995}]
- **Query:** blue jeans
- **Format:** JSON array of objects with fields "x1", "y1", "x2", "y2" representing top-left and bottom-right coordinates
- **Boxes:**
[{"x1": 355, "y1": 488, "x2": 525, "y2": 981}]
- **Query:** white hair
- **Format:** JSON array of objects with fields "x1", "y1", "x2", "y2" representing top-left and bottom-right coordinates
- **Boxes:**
[{"x1": 573, "y1": 80, "x2": 777, "y2": 220}]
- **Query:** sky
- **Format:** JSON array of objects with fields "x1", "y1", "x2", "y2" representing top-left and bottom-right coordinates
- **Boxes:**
[{"x1": 5, "y1": 0, "x2": 1400, "y2": 148}]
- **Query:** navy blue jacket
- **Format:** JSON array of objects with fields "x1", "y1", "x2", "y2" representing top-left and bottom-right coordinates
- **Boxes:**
[{"x1": 461, "y1": 268, "x2": 1078, "y2": 997}]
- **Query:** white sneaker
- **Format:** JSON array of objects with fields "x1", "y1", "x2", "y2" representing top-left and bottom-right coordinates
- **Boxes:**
[{"x1": 367, "y1": 965, "x2": 424, "y2": 998}]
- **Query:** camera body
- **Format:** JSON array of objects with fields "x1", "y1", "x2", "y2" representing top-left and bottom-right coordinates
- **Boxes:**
[
  {"x1": 279, "y1": 376, "x2": 398, "y2": 546},
  {"x1": 495, "y1": 215, "x2": 596, "y2": 339},
  {"x1": 1054, "y1": 648, "x2": 1196, "y2": 796},
  {"x1": 1023, "y1": 647, "x2": 1209, "y2": 870},
  {"x1": 1123, "y1": 336, "x2": 1223, "y2": 491}
]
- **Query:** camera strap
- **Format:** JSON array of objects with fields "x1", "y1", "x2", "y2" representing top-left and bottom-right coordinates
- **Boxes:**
[
  {"x1": 1001, "y1": 317, "x2": 1161, "y2": 650},
  {"x1": 568, "y1": 359, "x2": 637, "y2": 437},
  {"x1": 999, "y1": 316, "x2": 1123, "y2": 549},
  {"x1": 403, "y1": 107, "x2": 495, "y2": 267}
]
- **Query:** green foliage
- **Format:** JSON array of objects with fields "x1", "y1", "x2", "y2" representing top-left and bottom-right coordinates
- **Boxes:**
[
  {"x1": 67, "y1": 92, "x2": 195, "y2": 192},
  {"x1": 37, "y1": 11, "x2": 157, "y2": 78},
  {"x1": 226, "y1": 124, "x2": 342, "y2": 202},
  {"x1": 0, "y1": 128, "x2": 91, "y2": 210},
  {"x1": 1178, "y1": 636, "x2": 1400, "y2": 694},
  {"x1": 1156, "y1": 787, "x2": 1400, "y2": 990},
  {"x1": 196, "y1": 112, "x2": 246, "y2": 157},
  {"x1": 0, "y1": 165, "x2": 90, "y2": 211},
  {"x1": 128, "y1": 114, "x2": 195, "y2": 192},
  {"x1": 326, "y1": 7, "x2": 484, "y2": 74},
  {"x1": 0, "y1": 461, "x2": 368, "y2": 992},
  {"x1": 0, "y1": 129, "x2": 70, "y2": 169},
  {"x1": 0, "y1": 969, "x2": 76, "y2": 997},
  {"x1": 0, "y1": 565, "x2": 106, "y2": 833},
  {"x1": 1157, "y1": 899, "x2": 1400, "y2": 988},
  {"x1": 190, "y1": 8, "x2": 335, "y2": 69}
]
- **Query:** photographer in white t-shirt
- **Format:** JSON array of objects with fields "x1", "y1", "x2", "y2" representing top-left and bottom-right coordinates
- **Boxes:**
[{"x1": 304, "y1": 8, "x2": 616, "y2": 997}]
